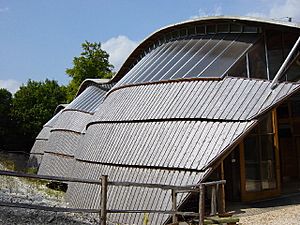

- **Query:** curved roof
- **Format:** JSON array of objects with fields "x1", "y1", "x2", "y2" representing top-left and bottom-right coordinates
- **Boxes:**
[
  {"x1": 76, "y1": 78, "x2": 115, "y2": 96},
  {"x1": 112, "y1": 16, "x2": 300, "y2": 83}
]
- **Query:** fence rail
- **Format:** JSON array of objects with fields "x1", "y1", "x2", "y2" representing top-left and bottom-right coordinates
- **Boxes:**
[{"x1": 0, "y1": 170, "x2": 227, "y2": 225}]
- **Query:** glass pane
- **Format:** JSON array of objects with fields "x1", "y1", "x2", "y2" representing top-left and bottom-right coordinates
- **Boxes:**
[
  {"x1": 249, "y1": 38, "x2": 268, "y2": 79},
  {"x1": 184, "y1": 34, "x2": 235, "y2": 78},
  {"x1": 244, "y1": 113, "x2": 277, "y2": 192},
  {"x1": 226, "y1": 55, "x2": 247, "y2": 78},
  {"x1": 267, "y1": 30, "x2": 284, "y2": 80},
  {"x1": 217, "y1": 24, "x2": 229, "y2": 33},
  {"x1": 164, "y1": 37, "x2": 211, "y2": 80},
  {"x1": 244, "y1": 26, "x2": 258, "y2": 33},
  {"x1": 180, "y1": 28, "x2": 187, "y2": 37},
  {"x1": 260, "y1": 135, "x2": 276, "y2": 190},
  {"x1": 292, "y1": 100, "x2": 300, "y2": 117},
  {"x1": 259, "y1": 114, "x2": 273, "y2": 134},
  {"x1": 230, "y1": 24, "x2": 242, "y2": 33},
  {"x1": 188, "y1": 26, "x2": 196, "y2": 36},
  {"x1": 201, "y1": 34, "x2": 258, "y2": 77},
  {"x1": 134, "y1": 42, "x2": 179, "y2": 83},
  {"x1": 285, "y1": 54, "x2": 300, "y2": 82},
  {"x1": 244, "y1": 136, "x2": 261, "y2": 192},
  {"x1": 140, "y1": 41, "x2": 188, "y2": 82},
  {"x1": 151, "y1": 40, "x2": 196, "y2": 81},
  {"x1": 173, "y1": 35, "x2": 218, "y2": 79},
  {"x1": 207, "y1": 25, "x2": 216, "y2": 34},
  {"x1": 277, "y1": 103, "x2": 289, "y2": 119},
  {"x1": 283, "y1": 32, "x2": 298, "y2": 58},
  {"x1": 196, "y1": 25, "x2": 205, "y2": 35},
  {"x1": 158, "y1": 39, "x2": 199, "y2": 81}
]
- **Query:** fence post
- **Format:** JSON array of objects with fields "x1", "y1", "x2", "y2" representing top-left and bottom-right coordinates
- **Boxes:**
[
  {"x1": 171, "y1": 189, "x2": 178, "y2": 223},
  {"x1": 199, "y1": 184, "x2": 205, "y2": 225},
  {"x1": 219, "y1": 183, "x2": 226, "y2": 214},
  {"x1": 210, "y1": 185, "x2": 217, "y2": 216},
  {"x1": 100, "y1": 175, "x2": 108, "y2": 225}
]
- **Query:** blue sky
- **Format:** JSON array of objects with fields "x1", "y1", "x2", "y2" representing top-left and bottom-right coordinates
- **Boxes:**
[{"x1": 0, "y1": 0, "x2": 299, "y2": 93}]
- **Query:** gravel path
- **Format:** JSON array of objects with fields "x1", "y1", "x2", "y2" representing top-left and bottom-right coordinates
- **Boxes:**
[
  {"x1": 239, "y1": 204, "x2": 300, "y2": 225},
  {"x1": 0, "y1": 163, "x2": 99, "y2": 225},
  {"x1": 232, "y1": 192, "x2": 300, "y2": 225}
]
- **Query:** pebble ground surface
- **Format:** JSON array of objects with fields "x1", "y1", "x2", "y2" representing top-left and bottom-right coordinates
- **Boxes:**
[
  {"x1": 232, "y1": 192, "x2": 300, "y2": 225},
  {"x1": 0, "y1": 163, "x2": 99, "y2": 225},
  {"x1": 1, "y1": 160, "x2": 300, "y2": 225}
]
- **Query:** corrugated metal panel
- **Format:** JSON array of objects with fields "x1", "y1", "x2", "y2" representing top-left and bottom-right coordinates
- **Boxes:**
[
  {"x1": 114, "y1": 34, "x2": 258, "y2": 87},
  {"x1": 66, "y1": 161, "x2": 205, "y2": 225},
  {"x1": 78, "y1": 120, "x2": 255, "y2": 171},
  {"x1": 46, "y1": 131, "x2": 81, "y2": 156},
  {"x1": 44, "y1": 110, "x2": 62, "y2": 127},
  {"x1": 38, "y1": 152, "x2": 74, "y2": 177},
  {"x1": 30, "y1": 140, "x2": 47, "y2": 154},
  {"x1": 93, "y1": 77, "x2": 300, "y2": 122},
  {"x1": 35, "y1": 127, "x2": 52, "y2": 140},
  {"x1": 53, "y1": 111, "x2": 92, "y2": 133},
  {"x1": 66, "y1": 85, "x2": 107, "y2": 113}
]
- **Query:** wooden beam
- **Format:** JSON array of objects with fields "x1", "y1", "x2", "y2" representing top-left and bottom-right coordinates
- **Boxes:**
[
  {"x1": 210, "y1": 185, "x2": 217, "y2": 216},
  {"x1": 171, "y1": 189, "x2": 178, "y2": 223},
  {"x1": 272, "y1": 109, "x2": 281, "y2": 194},
  {"x1": 0, "y1": 170, "x2": 101, "y2": 184},
  {"x1": 0, "y1": 201, "x2": 99, "y2": 213},
  {"x1": 219, "y1": 161, "x2": 226, "y2": 214},
  {"x1": 199, "y1": 184, "x2": 205, "y2": 225},
  {"x1": 100, "y1": 175, "x2": 108, "y2": 225},
  {"x1": 239, "y1": 142, "x2": 247, "y2": 202}
]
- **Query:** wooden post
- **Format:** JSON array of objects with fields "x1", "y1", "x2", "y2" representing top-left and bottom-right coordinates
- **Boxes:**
[
  {"x1": 219, "y1": 162, "x2": 226, "y2": 214},
  {"x1": 100, "y1": 175, "x2": 108, "y2": 225},
  {"x1": 199, "y1": 184, "x2": 205, "y2": 225},
  {"x1": 210, "y1": 185, "x2": 217, "y2": 216},
  {"x1": 171, "y1": 189, "x2": 178, "y2": 223}
]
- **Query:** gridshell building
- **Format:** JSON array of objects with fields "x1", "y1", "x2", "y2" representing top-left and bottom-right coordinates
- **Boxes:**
[{"x1": 31, "y1": 16, "x2": 300, "y2": 225}]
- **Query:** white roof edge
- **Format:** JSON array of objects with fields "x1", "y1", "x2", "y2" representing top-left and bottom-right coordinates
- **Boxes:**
[{"x1": 76, "y1": 78, "x2": 112, "y2": 96}]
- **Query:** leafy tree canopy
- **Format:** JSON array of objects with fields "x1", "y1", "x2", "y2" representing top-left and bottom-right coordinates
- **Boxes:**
[
  {"x1": 0, "y1": 88, "x2": 12, "y2": 137},
  {"x1": 11, "y1": 79, "x2": 66, "y2": 140},
  {"x1": 0, "y1": 88, "x2": 12, "y2": 118},
  {"x1": 66, "y1": 41, "x2": 114, "y2": 101}
]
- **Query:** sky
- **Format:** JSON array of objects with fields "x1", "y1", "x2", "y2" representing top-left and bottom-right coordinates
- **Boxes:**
[{"x1": 0, "y1": 0, "x2": 300, "y2": 93}]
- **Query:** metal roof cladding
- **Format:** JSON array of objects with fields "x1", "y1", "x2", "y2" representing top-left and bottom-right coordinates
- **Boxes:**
[
  {"x1": 30, "y1": 16, "x2": 300, "y2": 225},
  {"x1": 30, "y1": 80, "x2": 114, "y2": 177}
]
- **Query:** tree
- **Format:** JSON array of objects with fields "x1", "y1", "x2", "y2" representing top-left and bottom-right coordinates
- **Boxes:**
[
  {"x1": 11, "y1": 79, "x2": 67, "y2": 150},
  {"x1": 0, "y1": 88, "x2": 12, "y2": 150},
  {"x1": 66, "y1": 41, "x2": 114, "y2": 101}
]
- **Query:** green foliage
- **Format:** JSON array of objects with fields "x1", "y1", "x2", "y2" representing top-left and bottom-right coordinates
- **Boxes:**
[
  {"x1": 66, "y1": 41, "x2": 114, "y2": 101},
  {"x1": 11, "y1": 79, "x2": 66, "y2": 141},
  {"x1": 0, "y1": 88, "x2": 12, "y2": 136},
  {"x1": 26, "y1": 167, "x2": 38, "y2": 174}
]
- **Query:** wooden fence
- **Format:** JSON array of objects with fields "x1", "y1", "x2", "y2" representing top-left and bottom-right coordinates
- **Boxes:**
[{"x1": 0, "y1": 170, "x2": 226, "y2": 225}]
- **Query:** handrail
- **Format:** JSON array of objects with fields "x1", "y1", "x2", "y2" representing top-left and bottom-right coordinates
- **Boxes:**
[{"x1": 0, "y1": 170, "x2": 227, "y2": 225}]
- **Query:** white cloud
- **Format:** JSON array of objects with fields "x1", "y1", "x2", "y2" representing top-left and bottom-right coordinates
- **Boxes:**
[
  {"x1": 191, "y1": 5, "x2": 223, "y2": 19},
  {"x1": 102, "y1": 35, "x2": 138, "y2": 72},
  {"x1": 246, "y1": 0, "x2": 300, "y2": 22},
  {"x1": 246, "y1": 12, "x2": 267, "y2": 18},
  {"x1": 0, "y1": 79, "x2": 21, "y2": 94},
  {"x1": 269, "y1": 0, "x2": 300, "y2": 21}
]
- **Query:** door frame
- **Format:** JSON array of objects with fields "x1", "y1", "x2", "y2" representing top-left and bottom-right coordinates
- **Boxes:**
[{"x1": 239, "y1": 110, "x2": 281, "y2": 202}]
